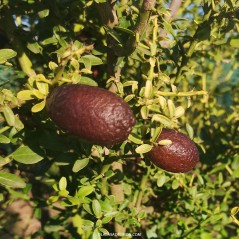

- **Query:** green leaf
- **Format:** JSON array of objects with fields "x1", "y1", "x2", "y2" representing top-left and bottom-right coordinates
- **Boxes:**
[
  {"x1": 92, "y1": 229, "x2": 101, "y2": 239},
  {"x1": 59, "y1": 177, "x2": 67, "y2": 190},
  {"x1": 152, "y1": 114, "x2": 172, "y2": 127},
  {"x1": 48, "y1": 196, "x2": 59, "y2": 203},
  {"x1": 38, "y1": 9, "x2": 50, "y2": 18},
  {"x1": 12, "y1": 146, "x2": 43, "y2": 164},
  {"x1": 0, "y1": 171, "x2": 26, "y2": 188},
  {"x1": 83, "y1": 204, "x2": 93, "y2": 215},
  {"x1": 172, "y1": 179, "x2": 180, "y2": 189},
  {"x1": 167, "y1": 99, "x2": 175, "y2": 118},
  {"x1": 157, "y1": 173, "x2": 166, "y2": 187},
  {"x1": 27, "y1": 42, "x2": 43, "y2": 54},
  {"x1": 41, "y1": 37, "x2": 58, "y2": 45},
  {"x1": 0, "y1": 156, "x2": 11, "y2": 167},
  {"x1": 81, "y1": 55, "x2": 103, "y2": 68},
  {"x1": 144, "y1": 80, "x2": 153, "y2": 99},
  {"x1": 229, "y1": 38, "x2": 239, "y2": 48},
  {"x1": 72, "y1": 158, "x2": 89, "y2": 173},
  {"x1": 151, "y1": 127, "x2": 162, "y2": 142},
  {"x1": 114, "y1": 26, "x2": 134, "y2": 35},
  {"x1": 0, "y1": 134, "x2": 10, "y2": 144},
  {"x1": 58, "y1": 189, "x2": 69, "y2": 197},
  {"x1": 80, "y1": 77, "x2": 98, "y2": 86},
  {"x1": 174, "y1": 106, "x2": 185, "y2": 118},
  {"x1": 101, "y1": 216, "x2": 113, "y2": 224},
  {"x1": 0, "y1": 49, "x2": 17, "y2": 64},
  {"x1": 61, "y1": 196, "x2": 80, "y2": 206},
  {"x1": 31, "y1": 100, "x2": 46, "y2": 112},
  {"x1": 141, "y1": 105, "x2": 149, "y2": 119},
  {"x1": 14, "y1": 115, "x2": 24, "y2": 130},
  {"x1": 186, "y1": 123, "x2": 194, "y2": 139},
  {"x1": 17, "y1": 90, "x2": 34, "y2": 100},
  {"x1": 36, "y1": 82, "x2": 49, "y2": 95},
  {"x1": 124, "y1": 94, "x2": 135, "y2": 102},
  {"x1": 135, "y1": 144, "x2": 153, "y2": 154},
  {"x1": 147, "y1": 104, "x2": 160, "y2": 113},
  {"x1": 104, "y1": 26, "x2": 122, "y2": 44},
  {"x1": 82, "y1": 219, "x2": 94, "y2": 231},
  {"x1": 2, "y1": 105, "x2": 15, "y2": 126},
  {"x1": 157, "y1": 139, "x2": 172, "y2": 146},
  {"x1": 77, "y1": 185, "x2": 94, "y2": 198},
  {"x1": 92, "y1": 199, "x2": 102, "y2": 218}
]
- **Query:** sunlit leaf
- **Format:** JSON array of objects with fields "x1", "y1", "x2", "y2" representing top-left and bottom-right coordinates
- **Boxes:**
[
  {"x1": 72, "y1": 158, "x2": 89, "y2": 173},
  {"x1": 0, "y1": 171, "x2": 26, "y2": 188},
  {"x1": 2, "y1": 105, "x2": 15, "y2": 126},
  {"x1": 59, "y1": 177, "x2": 67, "y2": 190},
  {"x1": 0, "y1": 49, "x2": 17, "y2": 64},
  {"x1": 31, "y1": 100, "x2": 46, "y2": 112},
  {"x1": 135, "y1": 144, "x2": 153, "y2": 154},
  {"x1": 92, "y1": 199, "x2": 102, "y2": 218}
]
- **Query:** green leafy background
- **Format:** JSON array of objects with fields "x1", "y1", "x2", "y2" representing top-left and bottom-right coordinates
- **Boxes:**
[{"x1": 0, "y1": 0, "x2": 239, "y2": 238}]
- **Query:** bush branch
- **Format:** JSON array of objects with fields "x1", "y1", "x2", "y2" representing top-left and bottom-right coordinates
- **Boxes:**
[
  {"x1": 123, "y1": 0, "x2": 156, "y2": 56},
  {"x1": 159, "y1": 0, "x2": 183, "y2": 47}
]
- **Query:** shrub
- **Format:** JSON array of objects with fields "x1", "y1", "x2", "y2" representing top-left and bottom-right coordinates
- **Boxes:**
[{"x1": 0, "y1": 1, "x2": 239, "y2": 238}]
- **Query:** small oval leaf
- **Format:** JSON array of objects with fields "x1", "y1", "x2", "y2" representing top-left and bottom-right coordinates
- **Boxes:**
[
  {"x1": 135, "y1": 144, "x2": 153, "y2": 154},
  {"x1": 0, "y1": 171, "x2": 26, "y2": 188},
  {"x1": 77, "y1": 185, "x2": 94, "y2": 198},
  {"x1": 92, "y1": 199, "x2": 102, "y2": 218},
  {"x1": 17, "y1": 90, "x2": 34, "y2": 100},
  {"x1": 175, "y1": 106, "x2": 185, "y2": 118},
  {"x1": 144, "y1": 80, "x2": 153, "y2": 99},
  {"x1": 157, "y1": 139, "x2": 172, "y2": 146},
  {"x1": 128, "y1": 134, "x2": 143, "y2": 144},
  {"x1": 157, "y1": 174, "x2": 166, "y2": 187},
  {"x1": 2, "y1": 105, "x2": 15, "y2": 126},
  {"x1": 0, "y1": 134, "x2": 10, "y2": 144},
  {"x1": 167, "y1": 99, "x2": 175, "y2": 118},
  {"x1": 72, "y1": 158, "x2": 89, "y2": 173},
  {"x1": 59, "y1": 177, "x2": 67, "y2": 190},
  {"x1": 0, "y1": 49, "x2": 17, "y2": 64},
  {"x1": 152, "y1": 114, "x2": 172, "y2": 127},
  {"x1": 12, "y1": 146, "x2": 43, "y2": 164},
  {"x1": 31, "y1": 100, "x2": 46, "y2": 113},
  {"x1": 186, "y1": 123, "x2": 194, "y2": 139},
  {"x1": 80, "y1": 77, "x2": 98, "y2": 86}
]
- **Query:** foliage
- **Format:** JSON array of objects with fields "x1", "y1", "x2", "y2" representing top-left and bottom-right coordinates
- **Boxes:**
[{"x1": 0, "y1": 0, "x2": 239, "y2": 238}]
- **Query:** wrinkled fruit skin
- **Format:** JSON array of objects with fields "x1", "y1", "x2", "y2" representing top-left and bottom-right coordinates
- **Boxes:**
[
  {"x1": 148, "y1": 129, "x2": 199, "y2": 173},
  {"x1": 46, "y1": 84, "x2": 136, "y2": 146}
]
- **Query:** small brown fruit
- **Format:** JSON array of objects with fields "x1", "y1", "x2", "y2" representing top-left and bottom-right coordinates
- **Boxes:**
[
  {"x1": 148, "y1": 129, "x2": 199, "y2": 173},
  {"x1": 46, "y1": 84, "x2": 136, "y2": 146}
]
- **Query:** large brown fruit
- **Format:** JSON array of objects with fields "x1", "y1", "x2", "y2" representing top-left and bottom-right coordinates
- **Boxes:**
[
  {"x1": 46, "y1": 84, "x2": 136, "y2": 146},
  {"x1": 148, "y1": 129, "x2": 199, "y2": 173}
]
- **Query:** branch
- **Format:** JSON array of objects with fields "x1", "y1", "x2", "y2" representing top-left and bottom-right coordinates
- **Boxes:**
[
  {"x1": 123, "y1": 0, "x2": 156, "y2": 56},
  {"x1": 96, "y1": 1, "x2": 119, "y2": 78},
  {"x1": 168, "y1": 0, "x2": 183, "y2": 19},
  {"x1": 159, "y1": 0, "x2": 183, "y2": 47},
  {"x1": 97, "y1": 0, "x2": 156, "y2": 60}
]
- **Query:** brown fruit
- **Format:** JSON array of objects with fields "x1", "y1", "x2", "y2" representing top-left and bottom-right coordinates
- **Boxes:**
[
  {"x1": 148, "y1": 129, "x2": 199, "y2": 173},
  {"x1": 46, "y1": 84, "x2": 136, "y2": 146}
]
